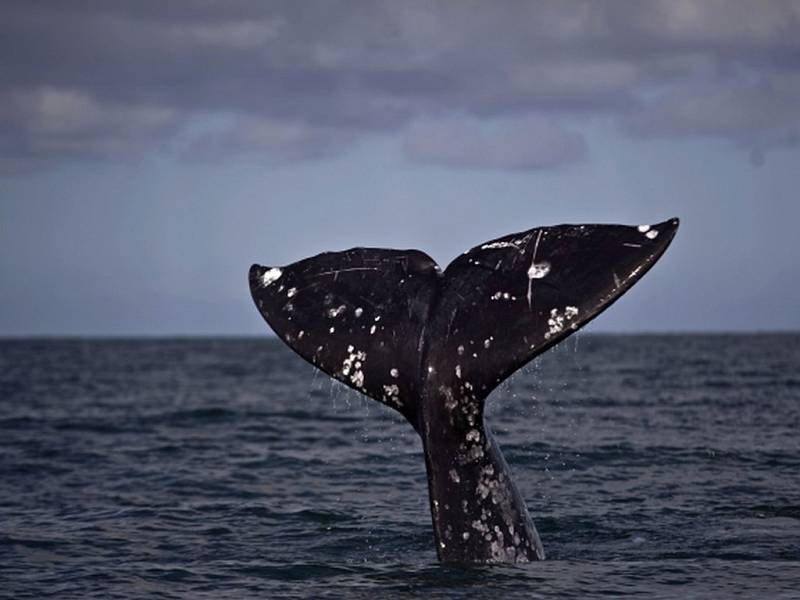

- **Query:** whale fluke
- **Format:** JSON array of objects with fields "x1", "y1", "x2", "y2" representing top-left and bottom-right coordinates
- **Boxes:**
[{"x1": 249, "y1": 218, "x2": 679, "y2": 562}]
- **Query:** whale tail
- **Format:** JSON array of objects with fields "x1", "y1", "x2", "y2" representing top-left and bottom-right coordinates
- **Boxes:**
[{"x1": 249, "y1": 218, "x2": 679, "y2": 562}]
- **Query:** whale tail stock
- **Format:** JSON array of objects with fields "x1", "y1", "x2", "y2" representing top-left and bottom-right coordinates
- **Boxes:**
[{"x1": 249, "y1": 218, "x2": 679, "y2": 562}]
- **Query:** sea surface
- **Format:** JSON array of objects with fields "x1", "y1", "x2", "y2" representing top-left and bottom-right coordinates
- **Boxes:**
[{"x1": 1, "y1": 335, "x2": 799, "y2": 599}]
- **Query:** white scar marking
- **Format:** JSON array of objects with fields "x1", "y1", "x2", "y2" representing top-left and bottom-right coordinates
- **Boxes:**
[
  {"x1": 286, "y1": 287, "x2": 297, "y2": 297},
  {"x1": 645, "y1": 229, "x2": 659, "y2": 239},
  {"x1": 261, "y1": 268, "x2": 282, "y2": 286},
  {"x1": 526, "y1": 230, "x2": 544, "y2": 311},
  {"x1": 638, "y1": 224, "x2": 650, "y2": 233},
  {"x1": 455, "y1": 365, "x2": 462, "y2": 379},
  {"x1": 370, "y1": 325, "x2": 377, "y2": 335}
]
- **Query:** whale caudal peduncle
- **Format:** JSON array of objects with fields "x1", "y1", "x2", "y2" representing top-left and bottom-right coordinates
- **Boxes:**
[{"x1": 248, "y1": 218, "x2": 679, "y2": 563}]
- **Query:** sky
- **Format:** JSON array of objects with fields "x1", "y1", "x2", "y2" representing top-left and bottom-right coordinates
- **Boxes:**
[{"x1": 1, "y1": 1, "x2": 799, "y2": 336}]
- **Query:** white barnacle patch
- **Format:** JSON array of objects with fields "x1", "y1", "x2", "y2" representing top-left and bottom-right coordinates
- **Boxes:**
[
  {"x1": 441, "y1": 386, "x2": 458, "y2": 412},
  {"x1": 342, "y1": 347, "x2": 367, "y2": 389},
  {"x1": 483, "y1": 337, "x2": 493, "y2": 349},
  {"x1": 286, "y1": 287, "x2": 297, "y2": 298},
  {"x1": 449, "y1": 468, "x2": 461, "y2": 484},
  {"x1": 382, "y1": 383, "x2": 400, "y2": 406},
  {"x1": 481, "y1": 241, "x2": 518, "y2": 250},
  {"x1": 369, "y1": 325, "x2": 377, "y2": 335},
  {"x1": 390, "y1": 368, "x2": 399, "y2": 378},
  {"x1": 354, "y1": 307, "x2": 363, "y2": 318},
  {"x1": 455, "y1": 365, "x2": 462, "y2": 379},
  {"x1": 351, "y1": 370, "x2": 364, "y2": 388},
  {"x1": 545, "y1": 306, "x2": 580, "y2": 340},
  {"x1": 327, "y1": 304, "x2": 346, "y2": 318},
  {"x1": 638, "y1": 224, "x2": 650, "y2": 233},
  {"x1": 329, "y1": 326, "x2": 335, "y2": 333},
  {"x1": 491, "y1": 291, "x2": 513, "y2": 301},
  {"x1": 457, "y1": 345, "x2": 465, "y2": 355},
  {"x1": 298, "y1": 330, "x2": 304, "y2": 339},
  {"x1": 261, "y1": 267, "x2": 282, "y2": 286},
  {"x1": 466, "y1": 429, "x2": 481, "y2": 443},
  {"x1": 476, "y1": 464, "x2": 497, "y2": 500},
  {"x1": 472, "y1": 519, "x2": 489, "y2": 534},
  {"x1": 645, "y1": 229, "x2": 659, "y2": 239},
  {"x1": 527, "y1": 261, "x2": 550, "y2": 279}
]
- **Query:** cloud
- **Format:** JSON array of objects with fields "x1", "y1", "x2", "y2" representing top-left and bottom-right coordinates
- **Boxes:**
[
  {"x1": 403, "y1": 117, "x2": 587, "y2": 171},
  {"x1": 1, "y1": 0, "x2": 799, "y2": 171},
  {"x1": 185, "y1": 116, "x2": 354, "y2": 163},
  {"x1": 0, "y1": 87, "x2": 178, "y2": 173},
  {"x1": 622, "y1": 72, "x2": 800, "y2": 163}
]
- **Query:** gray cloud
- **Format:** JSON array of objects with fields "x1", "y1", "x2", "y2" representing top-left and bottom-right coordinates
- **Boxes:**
[
  {"x1": 2, "y1": 0, "x2": 799, "y2": 171},
  {"x1": 0, "y1": 87, "x2": 179, "y2": 172},
  {"x1": 622, "y1": 72, "x2": 800, "y2": 162},
  {"x1": 184, "y1": 115, "x2": 355, "y2": 163}
]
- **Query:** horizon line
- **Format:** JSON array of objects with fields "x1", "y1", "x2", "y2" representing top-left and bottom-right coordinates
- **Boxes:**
[{"x1": 2, "y1": 329, "x2": 799, "y2": 341}]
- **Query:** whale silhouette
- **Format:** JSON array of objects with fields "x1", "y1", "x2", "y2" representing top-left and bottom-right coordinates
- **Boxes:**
[{"x1": 249, "y1": 218, "x2": 679, "y2": 563}]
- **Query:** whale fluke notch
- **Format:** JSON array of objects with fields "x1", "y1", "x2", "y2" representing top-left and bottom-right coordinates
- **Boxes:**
[{"x1": 249, "y1": 218, "x2": 679, "y2": 562}]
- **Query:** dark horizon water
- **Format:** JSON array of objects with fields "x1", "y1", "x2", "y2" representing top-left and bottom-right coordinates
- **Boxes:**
[{"x1": 2, "y1": 334, "x2": 799, "y2": 598}]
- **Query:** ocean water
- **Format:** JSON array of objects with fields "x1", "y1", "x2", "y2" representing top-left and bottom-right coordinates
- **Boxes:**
[{"x1": 1, "y1": 334, "x2": 799, "y2": 599}]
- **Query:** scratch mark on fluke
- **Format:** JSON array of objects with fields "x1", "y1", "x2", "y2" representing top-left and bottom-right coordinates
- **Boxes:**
[{"x1": 249, "y1": 218, "x2": 679, "y2": 563}]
